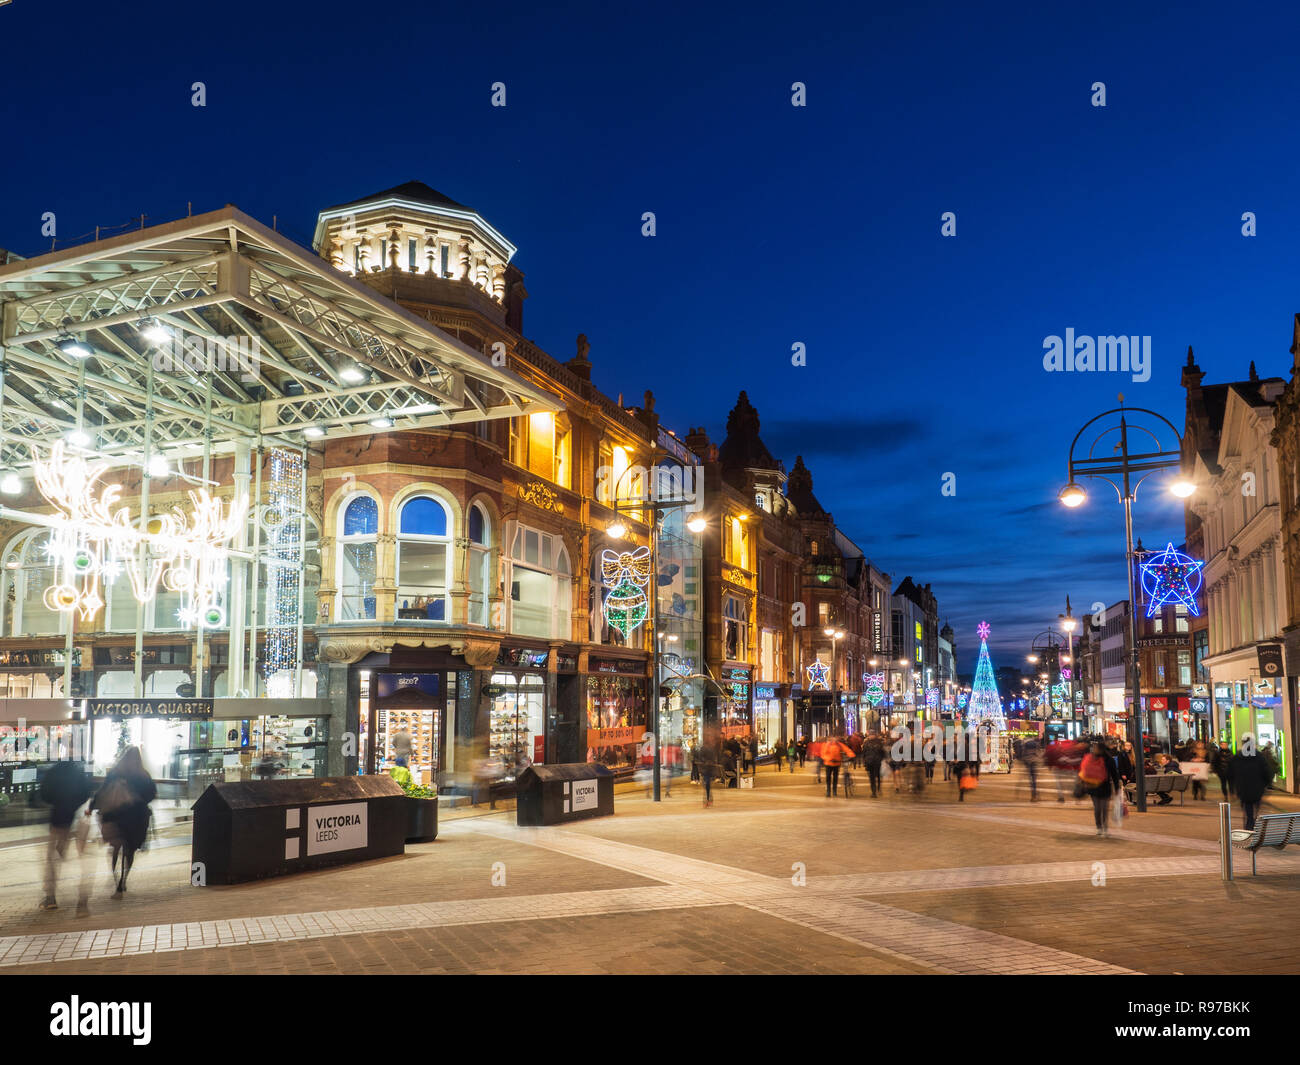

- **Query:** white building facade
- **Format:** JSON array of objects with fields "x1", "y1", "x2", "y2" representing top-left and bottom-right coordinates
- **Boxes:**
[{"x1": 1191, "y1": 380, "x2": 1294, "y2": 789}]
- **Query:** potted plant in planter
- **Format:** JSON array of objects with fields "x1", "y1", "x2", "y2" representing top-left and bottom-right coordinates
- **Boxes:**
[{"x1": 396, "y1": 776, "x2": 439, "y2": 843}]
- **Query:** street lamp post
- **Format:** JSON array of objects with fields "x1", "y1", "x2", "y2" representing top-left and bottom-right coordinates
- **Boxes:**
[
  {"x1": 1060, "y1": 600, "x2": 1077, "y2": 732},
  {"x1": 1059, "y1": 405, "x2": 1196, "y2": 813}
]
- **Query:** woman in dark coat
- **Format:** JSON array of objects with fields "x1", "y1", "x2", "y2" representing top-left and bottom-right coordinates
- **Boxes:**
[
  {"x1": 91, "y1": 747, "x2": 157, "y2": 897},
  {"x1": 1230, "y1": 738, "x2": 1271, "y2": 830}
]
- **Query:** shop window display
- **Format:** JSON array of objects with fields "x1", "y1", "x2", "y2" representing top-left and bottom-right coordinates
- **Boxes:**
[
  {"x1": 89, "y1": 715, "x2": 328, "y2": 790},
  {"x1": 586, "y1": 674, "x2": 647, "y2": 770},
  {"x1": 489, "y1": 671, "x2": 544, "y2": 779}
]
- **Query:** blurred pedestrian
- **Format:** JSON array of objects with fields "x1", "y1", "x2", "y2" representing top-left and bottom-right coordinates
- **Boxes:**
[
  {"x1": 1079, "y1": 739, "x2": 1121, "y2": 836},
  {"x1": 1021, "y1": 737, "x2": 1042, "y2": 801},
  {"x1": 391, "y1": 726, "x2": 413, "y2": 768},
  {"x1": 1231, "y1": 736, "x2": 1271, "y2": 830},
  {"x1": 786, "y1": 738, "x2": 797, "y2": 772},
  {"x1": 698, "y1": 744, "x2": 717, "y2": 807},
  {"x1": 38, "y1": 758, "x2": 93, "y2": 915},
  {"x1": 90, "y1": 747, "x2": 156, "y2": 899},
  {"x1": 771, "y1": 741, "x2": 784, "y2": 773},
  {"x1": 1185, "y1": 745, "x2": 1210, "y2": 801},
  {"x1": 1211, "y1": 742, "x2": 1232, "y2": 798},
  {"x1": 821, "y1": 734, "x2": 852, "y2": 797},
  {"x1": 863, "y1": 733, "x2": 885, "y2": 797}
]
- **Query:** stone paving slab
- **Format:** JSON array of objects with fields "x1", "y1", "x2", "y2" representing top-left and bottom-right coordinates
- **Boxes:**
[
  {"x1": 5, "y1": 905, "x2": 934, "y2": 975},
  {"x1": 1, "y1": 763, "x2": 1295, "y2": 975}
]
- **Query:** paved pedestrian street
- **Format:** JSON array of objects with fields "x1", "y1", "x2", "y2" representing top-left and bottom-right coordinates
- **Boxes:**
[{"x1": 2, "y1": 765, "x2": 1297, "y2": 975}]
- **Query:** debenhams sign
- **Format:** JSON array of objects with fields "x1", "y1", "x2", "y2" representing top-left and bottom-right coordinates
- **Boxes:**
[{"x1": 86, "y1": 698, "x2": 214, "y2": 720}]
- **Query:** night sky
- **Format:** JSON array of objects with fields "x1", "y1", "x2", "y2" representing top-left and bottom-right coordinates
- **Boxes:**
[{"x1": 3, "y1": 0, "x2": 1296, "y2": 672}]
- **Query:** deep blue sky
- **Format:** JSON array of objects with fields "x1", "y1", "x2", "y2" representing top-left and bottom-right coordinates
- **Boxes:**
[{"x1": 3, "y1": 0, "x2": 1296, "y2": 672}]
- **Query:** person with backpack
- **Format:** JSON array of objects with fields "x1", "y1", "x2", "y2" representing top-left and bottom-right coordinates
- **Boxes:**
[
  {"x1": 38, "y1": 758, "x2": 93, "y2": 915},
  {"x1": 90, "y1": 747, "x2": 157, "y2": 898},
  {"x1": 786, "y1": 738, "x2": 797, "y2": 772}
]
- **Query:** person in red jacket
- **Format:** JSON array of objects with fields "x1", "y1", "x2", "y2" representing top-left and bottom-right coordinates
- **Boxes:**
[{"x1": 821, "y1": 735, "x2": 853, "y2": 797}]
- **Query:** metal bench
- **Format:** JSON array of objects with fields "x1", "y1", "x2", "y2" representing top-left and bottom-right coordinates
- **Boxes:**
[
  {"x1": 1124, "y1": 774, "x2": 1176, "y2": 803},
  {"x1": 1231, "y1": 812, "x2": 1300, "y2": 875},
  {"x1": 1168, "y1": 774, "x2": 1191, "y2": 805}
]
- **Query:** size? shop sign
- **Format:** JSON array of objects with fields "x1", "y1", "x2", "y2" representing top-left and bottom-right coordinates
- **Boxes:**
[{"x1": 306, "y1": 802, "x2": 368, "y2": 856}]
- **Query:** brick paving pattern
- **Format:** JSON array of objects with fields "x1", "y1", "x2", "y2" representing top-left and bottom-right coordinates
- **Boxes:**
[{"x1": 1, "y1": 764, "x2": 1296, "y2": 974}]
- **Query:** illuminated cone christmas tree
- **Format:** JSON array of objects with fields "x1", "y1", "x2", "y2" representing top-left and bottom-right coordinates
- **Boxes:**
[{"x1": 967, "y1": 621, "x2": 1006, "y2": 729}]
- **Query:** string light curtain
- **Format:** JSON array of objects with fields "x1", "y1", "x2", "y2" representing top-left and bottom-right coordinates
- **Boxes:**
[{"x1": 263, "y1": 448, "x2": 304, "y2": 697}]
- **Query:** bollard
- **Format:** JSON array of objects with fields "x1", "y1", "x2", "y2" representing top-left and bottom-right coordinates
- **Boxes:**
[{"x1": 1219, "y1": 802, "x2": 1233, "y2": 881}]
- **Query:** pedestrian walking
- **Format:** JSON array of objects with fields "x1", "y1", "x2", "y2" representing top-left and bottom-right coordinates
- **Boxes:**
[
  {"x1": 37, "y1": 758, "x2": 93, "y2": 914},
  {"x1": 90, "y1": 747, "x2": 157, "y2": 898},
  {"x1": 1078, "y1": 740, "x2": 1121, "y2": 836},
  {"x1": 1185, "y1": 744, "x2": 1210, "y2": 801},
  {"x1": 811, "y1": 739, "x2": 823, "y2": 784},
  {"x1": 1021, "y1": 737, "x2": 1041, "y2": 801},
  {"x1": 821, "y1": 735, "x2": 852, "y2": 797},
  {"x1": 1231, "y1": 736, "x2": 1271, "y2": 830},
  {"x1": 956, "y1": 761, "x2": 978, "y2": 801},
  {"x1": 786, "y1": 738, "x2": 797, "y2": 772},
  {"x1": 698, "y1": 744, "x2": 717, "y2": 807},
  {"x1": 863, "y1": 734, "x2": 885, "y2": 797},
  {"x1": 796, "y1": 737, "x2": 807, "y2": 768},
  {"x1": 1211, "y1": 742, "x2": 1232, "y2": 798}
]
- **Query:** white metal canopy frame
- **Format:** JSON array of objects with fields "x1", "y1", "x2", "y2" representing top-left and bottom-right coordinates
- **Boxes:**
[
  {"x1": 0, "y1": 206, "x2": 558, "y2": 703},
  {"x1": 0, "y1": 205, "x2": 557, "y2": 471}
]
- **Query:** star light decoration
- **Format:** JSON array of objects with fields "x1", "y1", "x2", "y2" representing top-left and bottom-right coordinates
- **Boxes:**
[
  {"x1": 1139, "y1": 543, "x2": 1203, "y2": 619},
  {"x1": 806, "y1": 658, "x2": 830, "y2": 691},
  {"x1": 31, "y1": 442, "x2": 246, "y2": 626}
]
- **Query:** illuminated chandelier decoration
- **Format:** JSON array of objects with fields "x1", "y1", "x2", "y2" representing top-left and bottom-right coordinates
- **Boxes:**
[
  {"x1": 806, "y1": 658, "x2": 830, "y2": 691},
  {"x1": 1139, "y1": 542, "x2": 1203, "y2": 618},
  {"x1": 862, "y1": 671, "x2": 886, "y2": 706},
  {"x1": 600, "y1": 546, "x2": 651, "y2": 639},
  {"x1": 31, "y1": 442, "x2": 246, "y2": 627}
]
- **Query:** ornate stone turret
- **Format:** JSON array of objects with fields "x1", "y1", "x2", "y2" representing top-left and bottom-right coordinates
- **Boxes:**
[{"x1": 312, "y1": 181, "x2": 521, "y2": 320}]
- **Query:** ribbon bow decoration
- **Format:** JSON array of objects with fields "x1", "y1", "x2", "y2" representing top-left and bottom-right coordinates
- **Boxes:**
[{"x1": 600, "y1": 546, "x2": 651, "y2": 588}]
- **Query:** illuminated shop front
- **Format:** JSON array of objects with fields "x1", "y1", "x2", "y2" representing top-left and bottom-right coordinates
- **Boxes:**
[
  {"x1": 720, "y1": 666, "x2": 752, "y2": 741},
  {"x1": 489, "y1": 644, "x2": 552, "y2": 778},
  {"x1": 585, "y1": 655, "x2": 649, "y2": 772},
  {"x1": 752, "y1": 683, "x2": 783, "y2": 754}
]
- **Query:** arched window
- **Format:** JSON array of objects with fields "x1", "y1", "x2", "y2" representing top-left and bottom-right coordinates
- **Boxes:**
[
  {"x1": 509, "y1": 524, "x2": 570, "y2": 639},
  {"x1": 338, "y1": 495, "x2": 378, "y2": 620},
  {"x1": 397, "y1": 495, "x2": 452, "y2": 621},
  {"x1": 1, "y1": 529, "x2": 65, "y2": 637},
  {"x1": 468, "y1": 502, "x2": 492, "y2": 627}
]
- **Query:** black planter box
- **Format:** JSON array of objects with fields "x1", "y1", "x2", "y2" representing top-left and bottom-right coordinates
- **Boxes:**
[
  {"x1": 191, "y1": 776, "x2": 407, "y2": 885},
  {"x1": 406, "y1": 796, "x2": 438, "y2": 842},
  {"x1": 515, "y1": 763, "x2": 614, "y2": 826}
]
